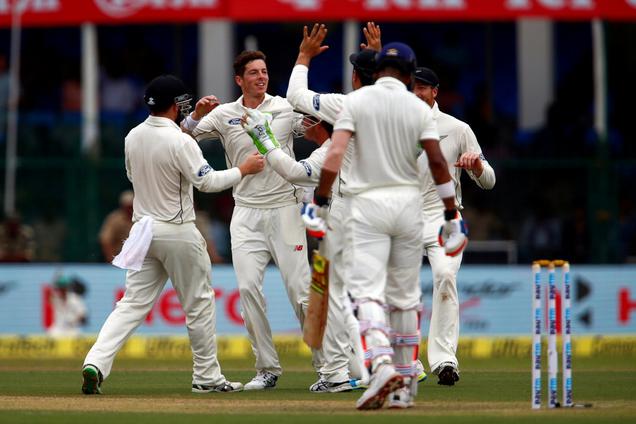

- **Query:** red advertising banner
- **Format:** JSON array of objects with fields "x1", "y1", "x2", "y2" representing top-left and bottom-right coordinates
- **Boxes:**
[{"x1": 0, "y1": 0, "x2": 635, "y2": 28}]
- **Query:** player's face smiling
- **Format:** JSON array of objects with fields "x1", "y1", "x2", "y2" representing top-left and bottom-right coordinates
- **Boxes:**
[
  {"x1": 239, "y1": 59, "x2": 269, "y2": 98},
  {"x1": 413, "y1": 82, "x2": 437, "y2": 108}
]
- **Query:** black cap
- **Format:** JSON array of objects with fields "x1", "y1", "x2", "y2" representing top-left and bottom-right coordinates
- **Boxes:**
[
  {"x1": 144, "y1": 75, "x2": 189, "y2": 112},
  {"x1": 375, "y1": 42, "x2": 417, "y2": 74},
  {"x1": 349, "y1": 49, "x2": 376, "y2": 75},
  {"x1": 414, "y1": 67, "x2": 439, "y2": 87}
]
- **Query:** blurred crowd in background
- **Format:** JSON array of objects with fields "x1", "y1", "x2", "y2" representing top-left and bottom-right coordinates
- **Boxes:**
[{"x1": 0, "y1": 21, "x2": 635, "y2": 264}]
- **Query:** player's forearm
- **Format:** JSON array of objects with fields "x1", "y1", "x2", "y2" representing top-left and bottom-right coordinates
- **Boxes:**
[
  {"x1": 474, "y1": 162, "x2": 496, "y2": 189},
  {"x1": 198, "y1": 168, "x2": 242, "y2": 193},
  {"x1": 267, "y1": 148, "x2": 319, "y2": 185},
  {"x1": 316, "y1": 130, "x2": 349, "y2": 198},
  {"x1": 286, "y1": 65, "x2": 311, "y2": 110}
]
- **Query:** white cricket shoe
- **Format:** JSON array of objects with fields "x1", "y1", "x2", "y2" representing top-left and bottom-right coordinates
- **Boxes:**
[
  {"x1": 355, "y1": 364, "x2": 404, "y2": 410},
  {"x1": 388, "y1": 386, "x2": 414, "y2": 409},
  {"x1": 309, "y1": 378, "x2": 354, "y2": 393},
  {"x1": 244, "y1": 371, "x2": 278, "y2": 390}
]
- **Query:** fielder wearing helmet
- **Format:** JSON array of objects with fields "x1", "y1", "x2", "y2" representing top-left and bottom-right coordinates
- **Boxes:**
[{"x1": 144, "y1": 74, "x2": 193, "y2": 121}]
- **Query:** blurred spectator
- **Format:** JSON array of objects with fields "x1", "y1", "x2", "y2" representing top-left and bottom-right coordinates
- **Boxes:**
[
  {"x1": 562, "y1": 206, "x2": 590, "y2": 263},
  {"x1": 0, "y1": 212, "x2": 35, "y2": 262},
  {"x1": 47, "y1": 275, "x2": 88, "y2": 338},
  {"x1": 32, "y1": 207, "x2": 67, "y2": 262},
  {"x1": 194, "y1": 205, "x2": 226, "y2": 264},
  {"x1": 100, "y1": 62, "x2": 142, "y2": 115},
  {"x1": 519, "y1": 200, "x2": 563, "y2": 262},
  {"x1": 99, "y1": 190, "x2": 134, "y2": 261},
  {"x1": 61, "y1": 78, "x2": 82, "y2": 113},
  {"x1": 461, "y1": 205, "x2": 507, "y2": 241}
]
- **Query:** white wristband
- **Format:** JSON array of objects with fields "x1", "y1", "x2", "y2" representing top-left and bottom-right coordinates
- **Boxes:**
[
  {"x1": 182, "y1": 113, "x2": 200, "y2": 131},
  {"x1": 435, "y1": 181, "x2": 455, "y2": 199}
]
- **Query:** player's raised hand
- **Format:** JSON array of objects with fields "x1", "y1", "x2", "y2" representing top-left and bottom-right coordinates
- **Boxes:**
[
  {"x1": 238, "y1": 152, "x2": 266, "y2": 176},
  {"x1": 454, "y1": 152, "x2": 484, "y2": 174},
  {"x1": 192, "y1": 95, "x2": 220, "y2": 120},
  {"x1": 297, "y1": 23, "x2": 329, "y2": 65},
  {"x1": 360, "y1": 22, "x2": 381, "y2": 51}
]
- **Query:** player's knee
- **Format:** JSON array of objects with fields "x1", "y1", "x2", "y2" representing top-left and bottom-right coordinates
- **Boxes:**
[{"x1": 433, "y1": 268, "x2": 456, "y2": 289}]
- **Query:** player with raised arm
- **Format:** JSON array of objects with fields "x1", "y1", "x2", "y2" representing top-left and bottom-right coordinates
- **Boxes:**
[
  {"x1": 181, "y1": 51, "x2": 320, "y2": 391},
  {"x1": 81, "y1": 75, "x2": 264, "y2": 395},
  {"x1": 286, "y1": 23, "x2": 380, "y2": 392},
  {"x1": 309, "y1": 43, "x2": 468, "y2": 410},
  {"x1": 413, "y1": 67, "x2": 496, "y2": 386}
]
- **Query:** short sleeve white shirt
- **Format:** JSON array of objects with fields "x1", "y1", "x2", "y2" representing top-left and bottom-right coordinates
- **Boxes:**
[{"x1": 334, "y1": 76, "x2": 439, "y2": 194}]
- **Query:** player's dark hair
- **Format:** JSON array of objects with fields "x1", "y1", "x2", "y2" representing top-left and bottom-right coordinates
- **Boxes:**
[
  {"x1": 233, "y1": 50, "x2": 267, "y2": 77},
  {"x1": 356, "y1": 69, "x2": 375, "y2": 87}
]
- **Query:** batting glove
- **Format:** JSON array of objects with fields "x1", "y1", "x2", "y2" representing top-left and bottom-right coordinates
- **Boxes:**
[
  {"x1": 438, "y1": 209, "x2": 468, "y2": 257},
  {"x1": 301, "y1": 202, "x2": 328, "y2": 239},
  {"x1": 241, "y1": 108, "x2": 280, "y2": 155}
]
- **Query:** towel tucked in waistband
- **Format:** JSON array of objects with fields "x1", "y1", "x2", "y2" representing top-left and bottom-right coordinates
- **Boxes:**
[{"x1": 112, "y1": 216, "x2": 154, "y2": 271}]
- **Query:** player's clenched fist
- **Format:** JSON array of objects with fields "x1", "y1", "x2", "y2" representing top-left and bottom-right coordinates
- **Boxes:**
[
  {"x1": 238, "y1": 152, "x2": 266, "y2": 176},
  {"x1": 454, "y1": 152, "x2": 484, "y2": 174},
  {"x1": 301, "y1": 202, "x2": 328, "y2": 239},
  {"x1": 192, "y1": 95, "x2": 220, "y2": 120}
]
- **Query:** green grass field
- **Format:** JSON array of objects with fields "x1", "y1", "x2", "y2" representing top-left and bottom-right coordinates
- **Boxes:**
[{"x1": 1, "y1": 355, "x2": 635, "y2": 423}]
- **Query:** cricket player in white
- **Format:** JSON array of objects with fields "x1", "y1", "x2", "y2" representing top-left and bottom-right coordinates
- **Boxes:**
[
  {"x1": 181, "y1": 51, "x2": 317, "y2": 390},
  {"x1": 413, "y1": 67, "x2": 496, "y2": 385},
  {"x1": 81, "y1": 75, "x2": 264, "y2": 395},
  {"x1": 285, "y1": 23, "x2": 380, "y2": 392},
  {"x1": 285, "y1": 23, "x2": 427, "y2": 396},
  {"x1": 310, "y1": 43, "x2": 468, "y2": 410}
]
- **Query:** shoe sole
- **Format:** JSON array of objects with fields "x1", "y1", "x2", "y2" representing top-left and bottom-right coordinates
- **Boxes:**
[
  {"x1": 81, "y1": 367, "x2": 101, "y2": 395},
  {"x1": 356, "y1": 375, "x2": 404, "y2": 410},
  {"x1": 244, "y1": 386, "x2": 276, "y2": 391},
  {"x1": 388, "y1": 401, "x2": 414, "y2": 409},
  {"x1": 192, "y1": 388, "x2": 244, "y2": 393},
  {"x1": 437, "y1": 367, "x2": 460, "y2": 386}
]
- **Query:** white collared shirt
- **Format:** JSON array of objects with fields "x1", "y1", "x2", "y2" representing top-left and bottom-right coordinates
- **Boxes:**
[
  {"x1": 125, "y1": 116, "x2": 241, "y2": 223},
  {"x1": 191, "y1": 94, "x2": 303, "y2": 208},
  {"x1": 417, "y1": 102, "x2": 496, "y2": 215},
  {"x1": 334, "y1": 76, "x2": 439, "y2": 195}
]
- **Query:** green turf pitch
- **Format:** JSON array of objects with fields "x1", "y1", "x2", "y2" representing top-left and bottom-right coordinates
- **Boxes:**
[{"x1": 1, "y1": 355, "x2": 634, "y2": 423}]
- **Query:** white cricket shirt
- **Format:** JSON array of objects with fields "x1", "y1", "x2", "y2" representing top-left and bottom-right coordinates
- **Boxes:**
[
  {"x1": 287, "y1": 64, "x2": 353, "y2": 196},
  {"x1": 125, "y1": 116, "x2": 242, "y2": 223},
  {"x1": 191, "y1": 94, "x2": 302, "y2": 208},
  {"x1": 334, "y1": 76, "x2": 439, "y2": 194},
  {"x1": 417, "y1": 102, "x2": 496, "y2": 214}
]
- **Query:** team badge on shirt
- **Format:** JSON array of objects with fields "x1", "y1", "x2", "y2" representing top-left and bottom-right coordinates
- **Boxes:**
[
  {"x1": 198, "y1": 164, "x2": 213, "y2": 177},
  {"x1": 299, "y1": 160, "x2": 312, "y2": 177},
  {"x1": 312, "y1": 94, "x2": 320, "y2": 111},
  {"x1": 228, "y1": 118, "x2": 242, "y2": 125}
]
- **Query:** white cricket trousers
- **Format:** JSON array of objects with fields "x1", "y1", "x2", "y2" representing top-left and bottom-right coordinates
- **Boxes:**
[
  {"x1": 84, "y1": 221, "x2": 227, "y2": 386},
  {"x1": 343, "y1": 186, "x2": 423, "y2": 370},
  {"x1": 320, "y1": 195, "x2": 359, "y2": 383},
  {"x1": 230, "y1": 203, "x2": 312, "y2": 376},
  {"x1": 343, "y1": 187, "x2": 423, "y2": 309},
  {"x1": 423, "y1": 210, "x2": 463, "y2": 373}
]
